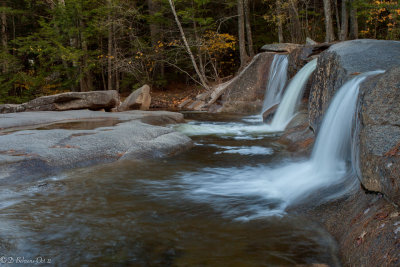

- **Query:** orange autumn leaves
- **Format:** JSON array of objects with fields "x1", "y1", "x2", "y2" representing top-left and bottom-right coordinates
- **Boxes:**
[{"x1": 361, "y1": 0, "x2": 400, "y2": 39}]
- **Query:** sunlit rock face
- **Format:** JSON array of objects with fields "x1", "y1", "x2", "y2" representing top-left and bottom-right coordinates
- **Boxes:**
[
  {"x1": 308, "y1": 39, "x2": 400, "y2": 132},
  {"x1": 357, "y1": 67, "x2": 400, "y2": 206}
]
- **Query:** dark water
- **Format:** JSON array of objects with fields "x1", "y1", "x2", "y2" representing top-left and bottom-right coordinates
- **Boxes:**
[
  {"x1": 0, "y1": 113, "x2": 339, "y2": 266},
  {"x1": 0, "y1": 118, "x2": 122, "y2": 136}
]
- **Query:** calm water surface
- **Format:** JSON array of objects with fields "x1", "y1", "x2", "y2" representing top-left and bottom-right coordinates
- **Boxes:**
[{"x1": 0, "y1": 113, "x2": 339, "y2": 266}]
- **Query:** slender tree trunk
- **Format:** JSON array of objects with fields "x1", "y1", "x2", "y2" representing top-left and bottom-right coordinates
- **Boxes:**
[
  {"x1": 276, "y1": 0, "x2": 284, "y2": 43},
  {"x1": 79, "y1": 21, "x2": 94, "y2": 92},
  {"x1": 191, "y1": 0, "x2": 207, "y2": 81},
  {"x1": 304, "y1": 1, "x2": 310, "y2": 38},
  {"x1": 168, "y1": 0, "x2": 209, "y2": 90},
  {"x1": 349, "y1": 0, "x2": 358, "y2": 39},
  {"x1": 289, "y1": 0, "x2": 303, "y2": 43},
  {"x1": 334, "y1": 0, "x2": 340, "y2": 38},
  {"x1": 113, "y1": 23, "x2": 119, "y2": 92},
  {"x1": 323, "y1": 0, "x2": 335, "y2": 42},
  {"x1": 244, "y1": 0, "x2": 254, "y2": 57},
  {"x1": 107, "y1": 0, "x2": 113, "y2": 90},
  {"x1": 237, "y1": 0, "x2": 249, "y2": 68},
  {"x1": 192, "y1": 18, "x2": 208, "y2": 82},
  {"x1": 1, "y1": 1, "x2": 8, "y2": 73},
  {"x1": 340, "y1": 0, "x2": 348, "y2": 41}
]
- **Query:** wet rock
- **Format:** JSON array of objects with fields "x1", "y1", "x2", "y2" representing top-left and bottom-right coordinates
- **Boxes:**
[
  {"x1": 278, "y1": 109, "x2": 315, "y2": 155},
  {"x1": 261, "y1": 43, "x2": 302, "y2": 53},
  {"x1": 0, "y1": 110, "x2": 192, "y2": 184},
  {"x1": 207, "y1": 52, "x2": 275, "y2": 114},
  {"x1": 118, "y1": 85, "x2": 151, "y2": 111},
  {"x1": 22, "y1": 90, "x2": 120, "y2": 112},
  {"x1": 286, "y1": 44, "x2": 331, "y2": 103},
  {"x1": 288, "y1": 44, "x2": 332, "y2": 79},
  {"x1": 357, "y1": 67, "x2": 400, "y2": 205},
  {"x1": 307, "y1": 186, "x2": 400, "y2": 267},
  {"x1": 309, "y1": 39, "x2": 400, "y2": 132},
  {"x1": 262, "y1": 103, "x2": 279, "y2": 123}
]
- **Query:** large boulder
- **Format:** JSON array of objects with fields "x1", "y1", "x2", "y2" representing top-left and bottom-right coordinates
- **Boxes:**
[
  {"x1": 0, "y1": 110, "x2": 192, "y2": 185},
  {"x1": 0, "y1": 90, "x2": 120, "y2": 114},
  {"x1": 356, "y1": 67, "x2": 400, "y2": 205},
  {"x1": 25, "y1": 90, "x2": 120, "y2": 112},
  {"x1": 0, "y1": 104, "x2": 25, "y2": 113},
  {"x1": 118, "y1": 85, "x2": 151, "y2": 111},
  {"x1": 308, "y1": 39, "x2": 400, "y2": 132},
  {"x1": 287, "y1": 43, "x2": 332, "y2": 79},
  {"x1": 207, "y1": 52, "x2": 275, "y2": 114}
]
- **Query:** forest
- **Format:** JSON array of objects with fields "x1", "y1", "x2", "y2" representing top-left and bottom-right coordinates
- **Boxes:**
[{"x1": 0, "y1": 0, "x2": 399, "y2": 104}]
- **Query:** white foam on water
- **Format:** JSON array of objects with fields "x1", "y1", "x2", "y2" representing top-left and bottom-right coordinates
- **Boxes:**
[
  {"x1": 176, "y1": 60, "x2": 317, "y2": 138},
  {"x1": 214, "y1": 146, "x2": 273, "y2": 156},
  {"x1": 178, "y1": 70, "x2": 385, "y2": 220}
]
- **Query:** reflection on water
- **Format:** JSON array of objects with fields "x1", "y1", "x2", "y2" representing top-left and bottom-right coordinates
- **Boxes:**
[
  {"x1": 36, "y1": 118, "x2": 122, "y2": 130},
  {"x1": 0, "y1": 118, "x2": 123, "y2": 135},
  {"x1": 0, "y1": 113, "x2": 339, "y2": 266}
]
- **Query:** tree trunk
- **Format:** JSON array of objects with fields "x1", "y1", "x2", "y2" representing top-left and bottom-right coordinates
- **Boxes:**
[
  {"x1": 237, "y1": 0, "x2": 249, "y2": 68},
  {"x1": 192, "y1": 16, "x2": 208, "y2": 82},
  {"x1": 244, "y1": 0, "x2": 254, "y2": 57},
  {"x1": 1, "y1": 1, "x2": 8, "y2": 73},
  {"x1": 334, "y1": 0, "x2": 340, "y2": 38},
  {"x1": 113, "y1": 23, "x2": 119, "y2": 92},
  {"x1": 107, "y1": 0, "x2": 113, "y2": 90},
  {"x1": 289, "y1": 0, "x2": 303, "y2": 43},
  {"x1": 323, "y1": 0, "x2": 335, "y2": 42},
  {"x1": 79, "y1": 21, "x2": 94, "y2": 92},
  {"x1": 168, "y1": 0, "x2": 209, "y2": 90},
  {"x1": 349, "y1": 0, "x2": 358, "y2": 39},
  {"x1": 340, "y1": 0, "x2": 348, "y2": 41},
  {"x1": 276, "y1": 0, "x2": 284, "y2": 43},
  {"x1": 147, "y1": 0, "x2": 159, "y2": 46}
]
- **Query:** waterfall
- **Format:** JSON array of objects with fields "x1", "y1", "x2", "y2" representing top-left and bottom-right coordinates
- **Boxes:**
[
  {"x1": 179, "y1": 70, "x2": 385, "y2": 219},
  {"x1": 268, "y1": 59, "x2": 317, "y2": 131},
  {"x1": 311, "y1": 70, "x2": 384, "y2": 174},
  {"x1": 262, "y1": 55, "x2": 288, "y2": 113}
]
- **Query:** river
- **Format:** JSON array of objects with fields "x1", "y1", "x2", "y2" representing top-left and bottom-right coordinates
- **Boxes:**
[{"x1": 0, "y1": 113, "x2": 340, "y2": 266}]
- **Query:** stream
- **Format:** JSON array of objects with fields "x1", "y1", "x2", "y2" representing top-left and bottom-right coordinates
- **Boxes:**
[{"x1": 0, "y1": 113, "x2": 340, "y2": 266}]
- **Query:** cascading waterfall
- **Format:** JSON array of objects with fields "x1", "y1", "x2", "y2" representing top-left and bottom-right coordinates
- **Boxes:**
[
  {"x1": 268, "y1": 58, "x2": 317, "y2": 131},
  {"x1": 179, "y1": 70, "x2": 384, "y2": 220},
  {"x1": 261, "y1": 54, "x2": 288, "y2": 113},
  {"x1": 176, "y1": 59, "x2": 317, "y2": 137},
  {"x1": 311, "y1": 71, "x2": 384, "y2": 173}
]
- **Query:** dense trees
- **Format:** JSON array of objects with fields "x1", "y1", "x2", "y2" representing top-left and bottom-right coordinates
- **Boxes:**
[{"x1": 0, "y1": 0, "x2": 399, "y2": 103}]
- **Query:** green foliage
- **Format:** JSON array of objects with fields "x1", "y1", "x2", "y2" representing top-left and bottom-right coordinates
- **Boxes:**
[{"x1": 0, "y1": 0, "x2": 399, "y2": 104}]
